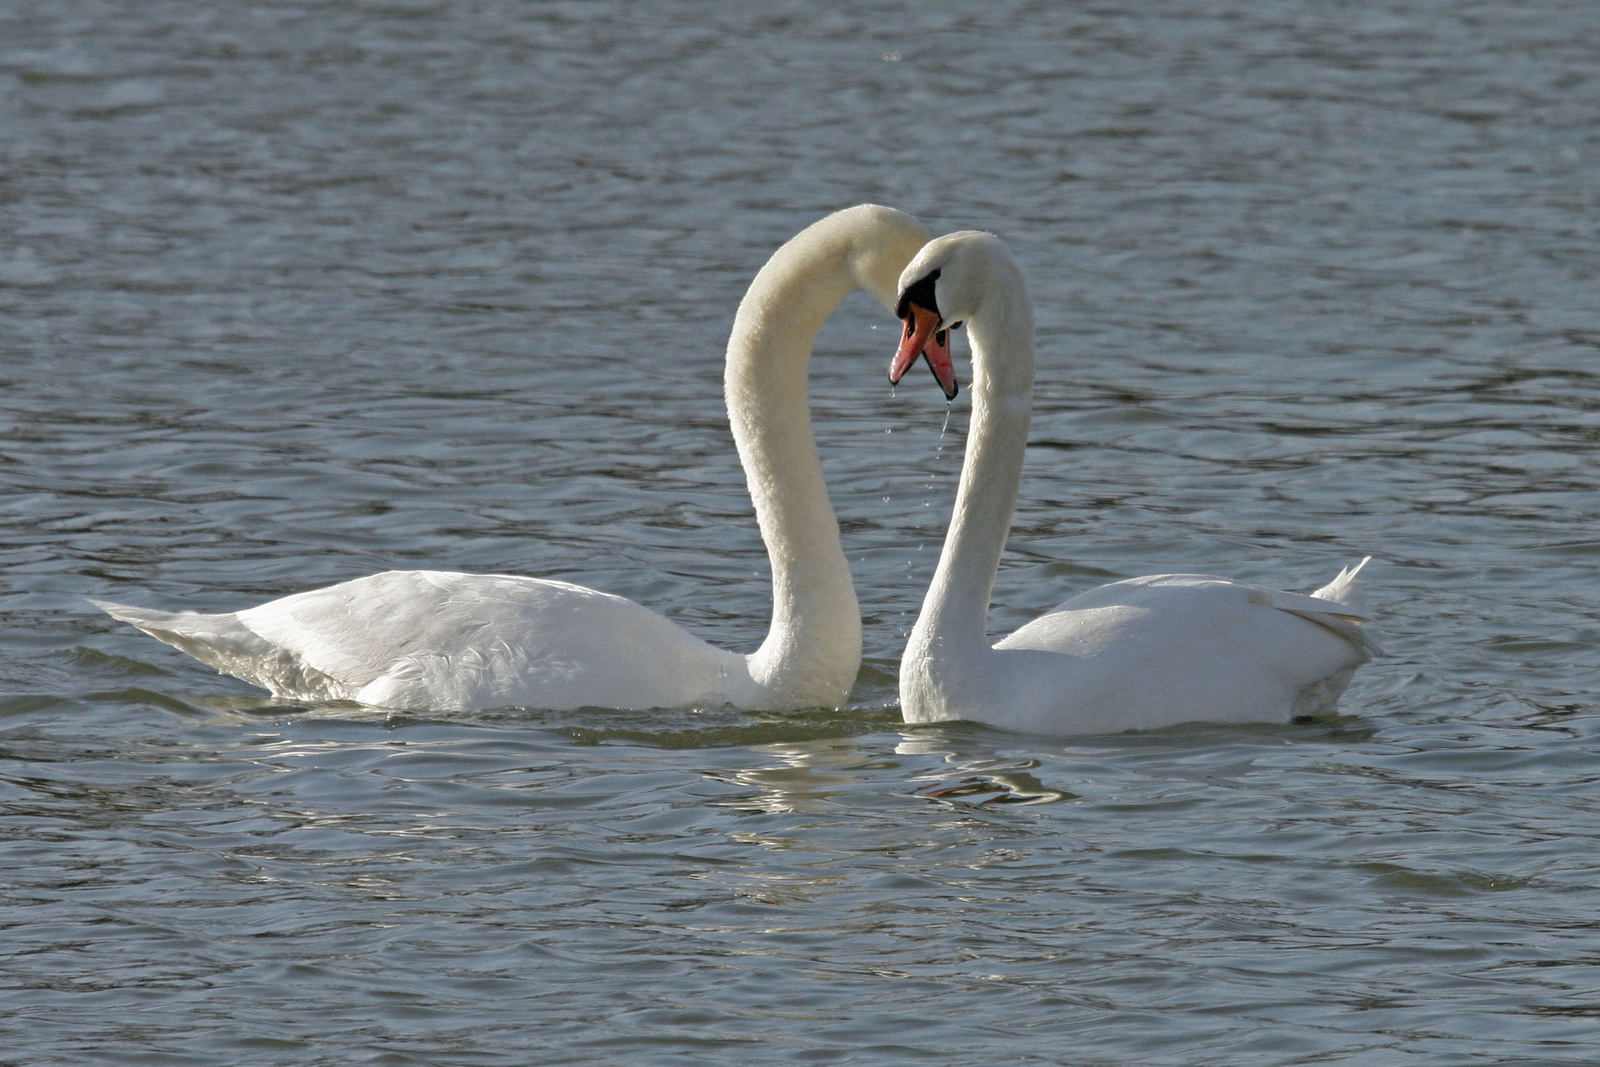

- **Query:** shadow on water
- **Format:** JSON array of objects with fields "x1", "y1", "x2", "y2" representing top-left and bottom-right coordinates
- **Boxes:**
[
  {"x1": 109, "y1": 682, "x2": 906, "y2": 748},
  {"x1": 56, "y1": 651, "x2": 913, "y2": 747},
  {"x1": 555, "y1": 705, "x2": 902, "y2": 749}
]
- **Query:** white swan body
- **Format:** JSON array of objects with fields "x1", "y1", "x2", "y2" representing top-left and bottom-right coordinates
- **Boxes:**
[
  {"x1": 94, "y1": 205, "x2": 934, "y2": 712},
  {"x1": 888, "y1": 231, "x2": 1378, "y2": 736}
]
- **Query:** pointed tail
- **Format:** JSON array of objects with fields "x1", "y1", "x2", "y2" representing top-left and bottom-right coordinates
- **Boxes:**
[
  {"x1": 89, "y1": 598, "x2": 343, "y2": 699},
  {"x1": 1311, "y1": 556, "x2": 1372, "y2": 615},
  {"x1": 1294, "y1": 557, "x2": 1381, "y2": 658}
]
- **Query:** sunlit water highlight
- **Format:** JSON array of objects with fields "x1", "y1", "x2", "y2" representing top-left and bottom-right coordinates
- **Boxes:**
[{"x1": 2, "y1": 1, "x2": 1599, "y2": 1063}]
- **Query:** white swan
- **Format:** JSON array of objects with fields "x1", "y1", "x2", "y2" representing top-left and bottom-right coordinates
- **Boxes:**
[
  {"x1": 887, "y1": 230, "x2": 1379, "y2": 736},
  {"x1": 92, "y1": 205, "x2": 933, "y2": 712}
]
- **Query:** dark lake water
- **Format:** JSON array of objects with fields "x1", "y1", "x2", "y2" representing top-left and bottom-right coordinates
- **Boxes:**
[{"x1": 3, "y1": 1, "x2": 1599, "y2": 1063}]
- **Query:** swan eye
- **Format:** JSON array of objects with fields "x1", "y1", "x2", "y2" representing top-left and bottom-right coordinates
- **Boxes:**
[{"x1": 895, "y1": 268, "x2": 941, "y2": 321}]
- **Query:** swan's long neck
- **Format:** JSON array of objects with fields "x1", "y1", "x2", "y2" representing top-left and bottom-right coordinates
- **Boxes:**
[
  {"x1": 907, "y1": 263, "x2": 1034, "y2": 702},
  {"x1": 725, "y1": 226, "x2": 866, "y2": 703}
]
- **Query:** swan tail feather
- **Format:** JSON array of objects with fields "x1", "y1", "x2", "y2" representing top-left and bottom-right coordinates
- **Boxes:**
[
  {"x1": 1311, "y1": 556, "x2": 1372, "y2": 614},
  {"x1": 89, "y1": 598, "x2": 349, "y2": 700}
]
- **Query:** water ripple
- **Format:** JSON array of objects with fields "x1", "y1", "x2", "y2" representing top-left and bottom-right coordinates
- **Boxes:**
[{"x1": 3, "y1": 0, "x2": 1599, "y2": 1063}]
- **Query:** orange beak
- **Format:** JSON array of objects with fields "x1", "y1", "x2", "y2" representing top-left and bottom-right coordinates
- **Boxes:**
[{"x1": 889, "y1": 303, "x2": 958, "y2": 400}]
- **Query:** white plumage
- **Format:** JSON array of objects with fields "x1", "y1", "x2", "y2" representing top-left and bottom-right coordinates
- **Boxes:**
[
  {"x1": 889, "y1": 231, "x2": 1378, "y2": 736},
  {"x1": 95, "y1": 205, "x2": 934, "y2": 712}
]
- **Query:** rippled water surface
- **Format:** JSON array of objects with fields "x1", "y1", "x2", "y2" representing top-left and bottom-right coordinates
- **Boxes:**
[{"x1": 4, "y1": 1, "x2": 1600, "y2": 1063}]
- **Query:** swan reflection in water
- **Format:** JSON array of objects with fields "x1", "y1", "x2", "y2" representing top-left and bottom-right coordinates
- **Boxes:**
[
  {"x1": 894, "y1": 732, "x2": 1074, "y2": 806},
  {"x1": 695, "y1": 731, "x2": 1072, "y2": 907},
  {"x1": 708, "y1": 732, "x2": 1072, "y2": 819},
  {"x1": 708, "y1": 737, "x2": 884, "y2": 816}
]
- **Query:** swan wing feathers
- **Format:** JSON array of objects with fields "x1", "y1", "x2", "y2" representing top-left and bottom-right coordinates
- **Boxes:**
[
  {"x1": 985, "y1": 570, "x2": 1378, "y2": 731},
  {"x1": 94, "y1": 570, "x2": 738, "y2": 711},
  {"x1": 1020, "y1": 568, "x2": 1381, "y2": 659}
]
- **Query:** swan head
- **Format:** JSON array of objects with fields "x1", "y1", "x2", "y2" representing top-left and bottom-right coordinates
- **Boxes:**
[{"x1": 890, "y1": 230, "x2": 1022, "y2": 400}]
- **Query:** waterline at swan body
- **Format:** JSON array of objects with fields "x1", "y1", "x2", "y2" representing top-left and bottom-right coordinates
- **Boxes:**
[
  {"x1": 889, "y1": 231, "x2": 1378, "y2": 737},
  {"x1": 93, "y1": 205, "x2": 934, "y2": 713}
]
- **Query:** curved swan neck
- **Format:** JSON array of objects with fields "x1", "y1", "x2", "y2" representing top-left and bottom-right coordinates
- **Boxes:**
[
  {"x1": 727, "y1": 207, "x2": 928, "y2": 702},
  {"x1": 913, "y1": 254, "x2": 1035, "y2": 661}
]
